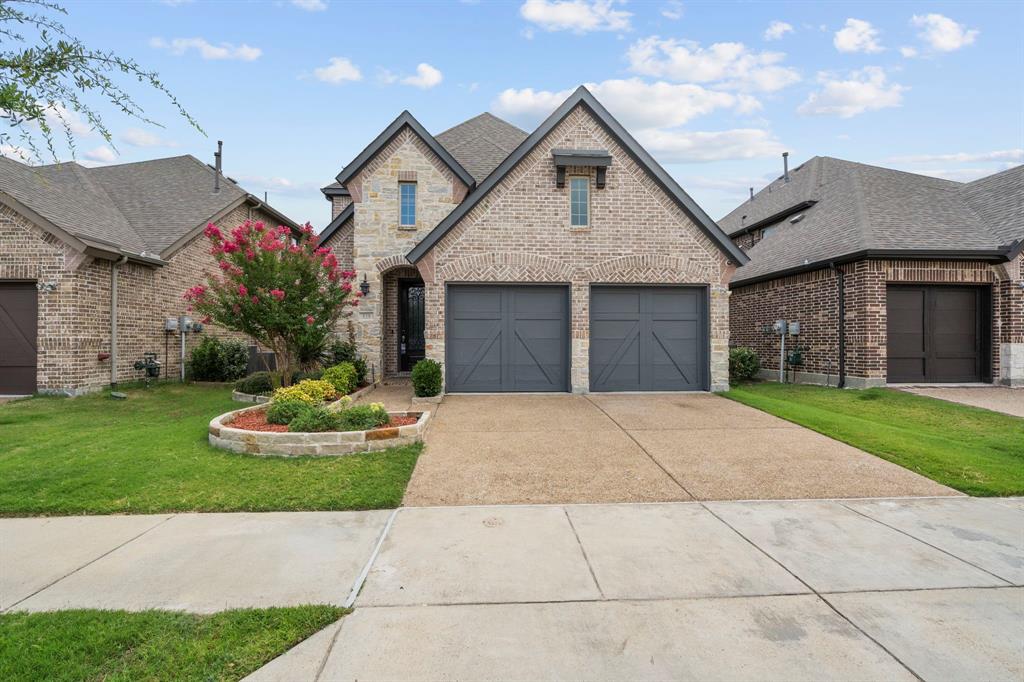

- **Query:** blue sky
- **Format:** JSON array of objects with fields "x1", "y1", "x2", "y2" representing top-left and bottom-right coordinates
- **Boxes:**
[{"x1": 21, "y1": 0, "x2": 1024, "y2": 226}]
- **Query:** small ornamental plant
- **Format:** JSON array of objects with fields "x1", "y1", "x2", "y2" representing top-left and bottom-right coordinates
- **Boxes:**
[
  {"x1": 184, "y1": 220, "x2": 360, "y2": 386},
  {"x1": 271, "y1": 379, "x2": 337, "y2": 405}
]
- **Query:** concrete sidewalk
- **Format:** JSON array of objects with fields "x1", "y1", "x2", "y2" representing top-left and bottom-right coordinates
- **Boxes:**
[
  {"x1": 247, "y1": 496, "x2": 1023, "y2": 682},
  {"x1": 3, "y1": 498, "x2": 1021, "y2": 680}
]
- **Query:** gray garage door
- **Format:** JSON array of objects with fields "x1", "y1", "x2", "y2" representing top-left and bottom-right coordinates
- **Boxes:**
[
  {"x1": 590, "y1": 286, "x2": 707, "y2": 392},
  {"x1": 0, "y1": 282, "x2": 38, "y2": 395},
  {"x1": 446, "y1": 285, "x2": 569, "y2": 392}
]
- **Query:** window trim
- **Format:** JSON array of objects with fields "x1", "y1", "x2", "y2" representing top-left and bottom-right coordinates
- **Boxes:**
[
  {"x1": 399, "y1": 181, "x2": 417, "y2": 227},
  {"x1": 569, "y1": 175, "x2": 589, "y2": 228}
]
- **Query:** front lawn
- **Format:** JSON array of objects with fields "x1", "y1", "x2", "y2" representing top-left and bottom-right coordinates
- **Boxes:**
[
  {"x1": 0, "y1": 606, "x2": 345, "y2": 682},
  {"x1": 724, "y1": 383, "x2": 1024, "y2": 496},
  {"x1": 0, "y1": 383, "x2": 421, "y2": 515}
]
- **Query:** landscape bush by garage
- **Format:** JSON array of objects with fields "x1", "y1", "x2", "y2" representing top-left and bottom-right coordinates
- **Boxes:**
[
  {"x1": 328, "y1": 338, "x2": 368, "y2": 386},
  {"x1": 411, "y1": 359, "x2": 442, "y2": 397},
  {"x1": 337, "y1": 403, "x2": 390, "y2": 431},
  {"x1": 266, "y1": 400, "x2": 310, "y2": 425},
  {"x1": 288, "y1": 405, "x2": 338, "y2": 433},
  {"x1": 187, "y1": 337, "x2": 248, "y2": 382},
  {"x1": 729, "y1": 347, "x2": 761, "y2": 382}
]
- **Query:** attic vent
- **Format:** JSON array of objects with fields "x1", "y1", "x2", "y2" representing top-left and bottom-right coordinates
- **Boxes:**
[{"x1": 790, "y1": 214, "x2": 805, "y2": 224}]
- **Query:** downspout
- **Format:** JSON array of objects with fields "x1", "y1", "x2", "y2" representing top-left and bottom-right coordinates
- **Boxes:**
[
  {"x1": 110, "y1": 254, "x2": 129, "y2": 388},
  {"x1": 829, "y1": 262, "x2": 846, "y2": 389}
]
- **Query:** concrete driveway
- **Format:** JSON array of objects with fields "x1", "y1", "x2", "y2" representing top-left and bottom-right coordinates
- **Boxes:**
[
  {"x1": 403, "y1": 393, "x2": 956, "y2": 506},
  {"x1": 247, "y1": 496, "x2": 1023, "y2": 682}
]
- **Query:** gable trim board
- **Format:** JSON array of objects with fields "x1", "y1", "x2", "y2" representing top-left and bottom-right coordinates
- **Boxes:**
[
  {"x1": 406, "y1": 86, "x2": 748, "y2": 266},
  {"x1": 335, "y1": 111, "x2": 476, "y2": 190},
  {"x1": 319, "y1": 202, "x2": 354, "y2": 244}
]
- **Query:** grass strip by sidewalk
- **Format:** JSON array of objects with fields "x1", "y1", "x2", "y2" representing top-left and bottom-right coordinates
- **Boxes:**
[
  {"x1": 724, "y1": 383, "x2": 1024, "y2": 497},
  {"x1": 0, "y1": 383, "x2": 421, "y2": 516},
  {"x1": 0, "y1": 605, "x2": 346, "y2": 682}
]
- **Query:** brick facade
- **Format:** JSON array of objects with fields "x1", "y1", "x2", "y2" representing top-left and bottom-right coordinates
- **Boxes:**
[
  {"x1": 730, "y1": 257, "x2": 1023, "y2": 387},
  {"x1": 415, "y1": 105, "x2": 735, "y2": 392},
  {"x1": 0, "y1": 200, "x2": 283, "y2": 394}
]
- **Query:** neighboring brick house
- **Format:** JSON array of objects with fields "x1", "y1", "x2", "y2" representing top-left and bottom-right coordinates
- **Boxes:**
[
  {"x1": 724, "y1": 156, "x2": 1023, "y2": 387},
  {"x1": 320, "y1": 86, "x2": 748, "y2": 393},
  {"x1": 0, "y1": 154, "x2": 298, "y2": 395}
]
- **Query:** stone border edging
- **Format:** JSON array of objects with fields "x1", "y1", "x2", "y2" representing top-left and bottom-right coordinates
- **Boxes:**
[
  {"x1": 208, "y1": 401, "x2": 429, "y2": 457},
  {"x1": 411, "y1": 393, "x2": 443, "y2": 404}
]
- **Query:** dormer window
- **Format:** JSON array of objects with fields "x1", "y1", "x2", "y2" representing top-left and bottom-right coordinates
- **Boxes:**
[
  {"x1": 399, "y1": 182, "x2": 416, "y2": 227},
  {"x1": 570, "y1": 177, "x2": 589, "y2": 227}
]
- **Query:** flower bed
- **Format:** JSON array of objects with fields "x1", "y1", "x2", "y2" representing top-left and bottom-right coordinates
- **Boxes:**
[
  {"x1": 232, "y1": 382, "x2": 375, "y2": 405},
  {"x1": 208, "y1": 402, "x2": 429, "y2": 457}
]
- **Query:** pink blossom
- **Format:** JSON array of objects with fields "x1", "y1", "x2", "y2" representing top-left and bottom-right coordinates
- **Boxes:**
[
  {"x1": 270, "y1": 289, "x2": 285, "y2": 301},
  {"x1": 201, "y1": 316, "x2": 212, "y2": 325},
  {"x1": 305, "y1": 315, "x2": 315, "y2": 325},
  {"x1": 218, "y1": 260, "x2": 231, "y2": 271},
  {"x1": 221, "y1": 240, "x2": 240, "y2": 254},
  {"x1": 245, "y1": 249, "x2": 255, "y2": 261},
  {"x1": 314, "y1": 246, "x2": 332, "y2": 256},
  {"x1": 350, "y1": 299, "x2": 359, "y2": 307},
  {"x1": 251, "y1": 295, "x2": 260, "y2": 304},
  {"x1": 238, "y1": 284, "x2": 248, "y2": 296},
  {"x1": 342, "y1": 282, "x2": 352, "y2": 292},
  {"x1": 254, "y1": 221, "x2": 265, "y2": 232},
  {"x1": 354, "y1": 290, "x2": 363, "y2": 298},
  {"x1": 203, "y1": 223, "x2": 223, "y2": 241},
  {"x1": 184, "y1": 285, "x2": 206, "y2": 301},
  {"x1": 288, "y1": 244, "x2": 301, "y2": 254}
]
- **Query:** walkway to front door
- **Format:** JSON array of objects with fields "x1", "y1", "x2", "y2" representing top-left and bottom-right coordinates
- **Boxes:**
[{"x1": 403, "y1": 393, "x2": 956, "y2": 506}]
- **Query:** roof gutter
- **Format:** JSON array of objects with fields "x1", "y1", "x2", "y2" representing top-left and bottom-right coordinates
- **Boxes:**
[{"x1": 730, "y1": 248, "x2": 1012, "y2": 289}]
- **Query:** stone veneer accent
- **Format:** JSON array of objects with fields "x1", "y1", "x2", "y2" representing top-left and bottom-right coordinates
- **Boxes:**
[
  {"x1": 414, "y1": 105, "x2": 736, "y2": 392},
  {"x1": 730, "y1": 257, "x2": 1024, "y2": 387},
  {"x1": 0, "y1": 201, "x2": 284, "y2": 394},
  {"x1": 208, "y1": 404, "x2": 429, "y2": 457}
]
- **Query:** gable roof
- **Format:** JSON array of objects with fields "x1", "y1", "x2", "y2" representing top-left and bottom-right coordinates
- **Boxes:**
[
  {"x1": 0, "y1": 154, "x2": 299, "y2": 262},
  {"x1": 435, "y1": 112, "x2": 528, "y2": 183},
  {"x1": 407, "y1": 86, "x2": 748, "y2": 265},
  {"x1": 727, "y1": 157, "x2": 1022, "y2": 286},
  {"x1": 319, "y1": 202, "x2": 353, "y2": 244},
  {"x1": 334, "y1": 110, "x2": 476, "y2": 190}
]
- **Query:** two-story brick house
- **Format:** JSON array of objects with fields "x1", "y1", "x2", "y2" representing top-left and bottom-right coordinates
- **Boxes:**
[{"x1": 319, "y1": 86, "x2": 748, "y2": 393}]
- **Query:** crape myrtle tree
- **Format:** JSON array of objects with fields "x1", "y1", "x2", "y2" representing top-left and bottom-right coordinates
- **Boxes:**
[{"x1": 185, "y1": 221, "x2": 360, "y2": 387}]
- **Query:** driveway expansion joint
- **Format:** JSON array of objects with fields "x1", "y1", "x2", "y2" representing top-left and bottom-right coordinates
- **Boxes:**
[{"x1": 561, "y1": 507, "x2": 605, "y2": 599}]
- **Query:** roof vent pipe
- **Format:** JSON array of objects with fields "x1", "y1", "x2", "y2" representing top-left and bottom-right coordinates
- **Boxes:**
[
  {"x1": 214, "y1": 140, "x2": 222, "y2": 193},
  {"x1": 749, "y1": 187, "x2": 754, "y2": 201},
  {"x1": 782, "y1": 152, "x2": 790, "y2": 183}
]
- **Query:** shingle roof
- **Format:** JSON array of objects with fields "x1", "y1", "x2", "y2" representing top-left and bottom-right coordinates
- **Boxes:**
[
  {"x1": 727, "y1": 157, "x2": 1023, "y2": 286},
  {"x1": 435, "y1": 112, "x2": 528, "y2": 183},
  {"x1": 0, "y1": 154, "x2": 297, "y2": 259}
]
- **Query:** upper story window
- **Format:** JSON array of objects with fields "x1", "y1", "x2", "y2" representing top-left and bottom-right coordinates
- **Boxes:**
[
  {"x1": 570, "y1": 177, "x2": 589, "y2": 227},
  {"x1": 399, "y1": 182, "x2": 416, "y2": 227}
]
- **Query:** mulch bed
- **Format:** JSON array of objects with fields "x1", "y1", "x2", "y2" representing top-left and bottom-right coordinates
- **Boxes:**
[{"x1": 227, "y1": 409, "x2": 419, "y2": 433}]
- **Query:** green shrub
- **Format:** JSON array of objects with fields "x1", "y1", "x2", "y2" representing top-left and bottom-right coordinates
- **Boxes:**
[
  {"x1": 291, "y1": 368, "x2": 324, "y2": 384},
  {"x1": 288, "y1": 405, "x2": 338, "y2": 433},
  {"x1": 322, "y1": 363, "x2": 358, "y2": 395},
  {"x1": 729, "y1": 347, "x2": 761, "y2": 382},
  {"x1": 411, "y1": 359, "x2": 442, "y2": 397},
  {"x1": 336, "y1": 402, "x2": 390, "y2": 432},
  {"x1": 271, "y1": 379, "x2": 337, "y2": 405},
  {"x1": 266, "y1": 400, "x2": 310, "y2": 425},
  {"x1": 234, "y1": 371, "x2": 274, "y2": 396},
  {"x1": 188, "y1": 337, "x2": 249, "y2": 382},
  {"x1": 352, "y1": 357, "x2": 368, "y2": 386}
]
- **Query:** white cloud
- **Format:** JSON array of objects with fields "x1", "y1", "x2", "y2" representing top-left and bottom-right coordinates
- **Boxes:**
[
  {"x1": 120, "y1": 128, "x2": 179, "y2": 148},
  {"x1": 886, "y1": 149, "x2": 1023, "y2": 164},
  {"x1": 41, "y1": 102, "x2": 93, "y2": 137},
  {"x1": 764, "y1": 21, "x2": 794, "y2": 41},
  {"x1": 519, "y1": 0, "x2": 631, "y2": 34},
  {"x1": 833, "y1": 18, "x2": 883, "y2": 53},
  {"x1": 798, "y1": 67, "x2": 906, "y2": 118},
  {"x1": 149, "y1": 37, "x2": 261, "y2": 61},
  {"x1": 661, "y1": 1, "x2": 683, "y2": 20},
  {"x1": 626, "y1": 37, "x2": 800, "y2": 92},
  {"x1": 493, "y1": 79, "x2": 759, "y2": 130},
  {"x1": 313, "y1": 57, "x2": 362, "y2": 84},
  {"x1": 291, "y1": 0, "x2": 327, "y2": 10},
  {"x1": 234, "y1": 174, "x2": 321, "y2": 196},
  {"x1": 899, "y1": 46, "x2": 918, "y2": 58},
  {"x1": 401, "y1": 63, "x2": 443, "y2": 89},
  {"x1": 160, "y1": 0, "x2": 195, "y2": 5},
  {"x1": 903, "y1": 165, "x2": 1015, "y2": 182},
  {"x1": 634, "y1": 128, "x2": 786, "y2": 163},
  {"x1": 84, "y1": 146, "x2": 117, "y2": 163},
  {"x1": 911, "y1": 13, "x2": 978, "y2": 52}
]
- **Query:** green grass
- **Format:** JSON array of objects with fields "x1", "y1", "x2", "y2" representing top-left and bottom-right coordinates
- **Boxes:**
[
  {"x1": 0, "y1": 606, "x2": 346, "y2": 682},
  {"x1": 0, "y1": 383, "x2": 422, "y2": 516},
  {"x1": 724, "y1": 382, "x2": 1024, "y2": 496}
]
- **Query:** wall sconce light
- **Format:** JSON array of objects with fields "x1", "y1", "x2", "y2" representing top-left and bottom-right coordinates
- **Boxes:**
[
  {"x1": 359, "y1": 274, "x2": 371, "y2": 296},
  {"x1": 36, "y1": 281, "x2": 58, "y2": 293}
]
